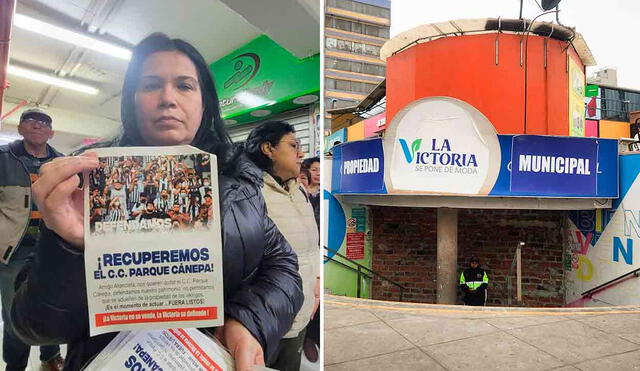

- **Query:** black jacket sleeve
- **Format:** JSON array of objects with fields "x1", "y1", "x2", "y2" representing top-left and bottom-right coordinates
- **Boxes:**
[
  {"x1": 11, "y1": 226, "x2": 89, "y2": 345},
  {"x1": 224, "y1": 205, "x2": 304, "y2": 362}
]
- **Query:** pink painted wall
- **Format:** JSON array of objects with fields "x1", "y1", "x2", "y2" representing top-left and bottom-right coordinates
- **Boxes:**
[
  {"x1": 585, "y1": 120, "x2": 598, "y2": 137},
  {"x1": 363, "y1": 112, "x2": 386, "y2": 138}
]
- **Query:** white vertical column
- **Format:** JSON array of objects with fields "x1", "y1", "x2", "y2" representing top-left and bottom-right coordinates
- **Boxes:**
[{"x1": 437, "y1": 208, "x2": 458, "y2": 304}]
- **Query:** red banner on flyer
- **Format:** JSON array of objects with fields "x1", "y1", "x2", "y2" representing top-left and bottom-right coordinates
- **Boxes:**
[{"x1": 95, "y1": 306, "x2": 218, "y2": 327}]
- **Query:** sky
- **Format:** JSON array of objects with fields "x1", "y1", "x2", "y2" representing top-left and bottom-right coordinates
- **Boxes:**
[{"x1": 390, "y1": 0, "x2": 640, "y2": 90}]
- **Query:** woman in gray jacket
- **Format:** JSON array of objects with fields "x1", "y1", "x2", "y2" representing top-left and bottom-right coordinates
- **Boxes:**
[{"x1": 246, "y1": 121, "x2": 320, "y2": 371}]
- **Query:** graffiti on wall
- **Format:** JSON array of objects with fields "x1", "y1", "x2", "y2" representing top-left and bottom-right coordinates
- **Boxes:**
[
  {"x1": 565, "y1": 154, "x2": 640, "y2": 306},
  {"x1": 567, "y1": 210, "x2": 604, "y2": 282},
  {"x1": 566, "y1": 230, "x2": 593, "y2": 281}
]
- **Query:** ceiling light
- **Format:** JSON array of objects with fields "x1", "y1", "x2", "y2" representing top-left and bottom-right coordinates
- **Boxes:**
[
  {"x1": 250, "y1": 110, "x2": 272, "y2": 117},
  {"x1": 293, "y1": 95, "x2": 319, "y2": 105},
  {"x1": 8, "y1": 65, "x2": 99, "y2": 95},
  {"x1": 235, "y1": 91, "x2": 276, "y2": 108},
  {"x1": 13, "y1": 14, "x2": 131, "y2": 60}
]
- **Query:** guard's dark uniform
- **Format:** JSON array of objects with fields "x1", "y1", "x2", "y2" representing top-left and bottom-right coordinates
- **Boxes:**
[{"x1": 460, "y1": 267, "x2": 489, "y2": 306}]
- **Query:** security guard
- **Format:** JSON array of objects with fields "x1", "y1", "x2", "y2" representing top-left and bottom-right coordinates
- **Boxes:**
[{"x1": 459, "y1": 257, "x2": 489, "y2": 306}]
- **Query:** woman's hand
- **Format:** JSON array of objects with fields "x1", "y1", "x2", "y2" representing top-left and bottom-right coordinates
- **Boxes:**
[
  {"x1": 215, "y1": 318, "x2": 264, "y2": 371},
  {"x1": 32, "y1": 153, "x2": 99, "y2": 249}
]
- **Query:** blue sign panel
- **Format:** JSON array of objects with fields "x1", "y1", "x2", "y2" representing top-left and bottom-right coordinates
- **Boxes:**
[
  {"x1": 511, "y1": 136, "x2": 598, "y2": 196},
  {"x1": 333, "y1": 138, "x2": 386, "y2": 194},
  {"x1": 596, "y1": 139, "x2": 619, "y2": 199},
  {"x1": 490, "y1": 136, "x2": 618, "y2": 198},
  {"x1": 333, "y1": 135, "x2": 618, "y2": 198}
]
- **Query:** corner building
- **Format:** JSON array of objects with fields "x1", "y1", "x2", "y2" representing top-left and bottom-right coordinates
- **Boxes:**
[{"x1": 324, "y1": 18, "x2": 640, "y2": 308}]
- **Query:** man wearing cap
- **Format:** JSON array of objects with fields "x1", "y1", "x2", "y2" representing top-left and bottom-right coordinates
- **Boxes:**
[
  {"x1": 459, "y1": 257, "x2": 489, "y2": 306},
  {"x1": 0, "y1": 108, "x2": 65, "y2": 370}
]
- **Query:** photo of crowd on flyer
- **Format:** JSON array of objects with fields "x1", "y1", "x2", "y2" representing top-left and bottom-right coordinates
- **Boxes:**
[{"x1": 88, "y1": 154, "x2": 213, "y2": 234}]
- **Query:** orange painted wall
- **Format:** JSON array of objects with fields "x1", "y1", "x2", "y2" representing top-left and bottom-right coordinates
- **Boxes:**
[
  {"x1": 347, "y1": 121, "x2": 365, "y2": 141},
  {"x1": 599, "y1": 120, "x2": 630, "y2": 139},
  {"x1": 386, "y1": 33, "x2": 583, "y2": 136}
]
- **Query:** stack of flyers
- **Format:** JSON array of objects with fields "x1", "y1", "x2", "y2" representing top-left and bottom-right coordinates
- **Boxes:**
[
  {"x1": 83, "y1": 328, "x2": 235, "y2": 370},
  {"x1": 84, "y1": 146, "x2": 224, "y2": 335}
]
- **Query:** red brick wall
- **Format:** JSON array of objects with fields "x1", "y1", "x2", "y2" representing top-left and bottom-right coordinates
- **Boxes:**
[
  {"x1": 370, "y1": 207, "x2": 567, "y2": 307},
  {"x1": 370, "y1": 207, "x2": 438, "y2": 302}
]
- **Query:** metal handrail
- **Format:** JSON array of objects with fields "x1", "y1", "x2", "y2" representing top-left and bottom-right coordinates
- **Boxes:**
[
  {"x1": 581, "y1": 267, "x2": 640, "y2": 297},
  {"x1": 324, "y1": 257, "x2": 373, "y2": 299},
  {"x1": 324, "y1": 246, "x2": 407, "y2": 301}
]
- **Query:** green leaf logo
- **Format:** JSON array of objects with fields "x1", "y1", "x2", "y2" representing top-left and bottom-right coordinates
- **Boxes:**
[
  {"x1": 399, "y1": 138, "x2": 423, "y2": 163},
  {"x1": 411, "y1": 139, "x2": 422, "y2": 158}
]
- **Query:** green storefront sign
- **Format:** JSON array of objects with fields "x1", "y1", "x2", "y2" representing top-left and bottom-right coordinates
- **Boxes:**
[
  {"x1": 210, "y1": 34, "x2": 320, "y2": 125},
  {"x1": 585, "y1": 84, "x2": 599, "y2": 97}
]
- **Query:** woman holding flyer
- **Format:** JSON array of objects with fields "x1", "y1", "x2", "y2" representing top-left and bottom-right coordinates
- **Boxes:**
[{"x1": 11, "y1": 33, "x2": 303, "y2": 371}]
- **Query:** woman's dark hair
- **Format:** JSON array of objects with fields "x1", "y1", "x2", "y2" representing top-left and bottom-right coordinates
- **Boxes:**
[
  {"x1": 245, "y1": 121, "x2": 296, "y2": 172},
  {"x1": 301, "y1": 156, "x2": 319, "y2": 171},
  {"x1": 301, "y1": 157, "x2": 319, "y2": 187},
  {"x1": 118, "y1": 33, "x2": 236, "y2": 166},
  {"x1": 300, "y1": 167, "x2": 311, "y2": 181}
]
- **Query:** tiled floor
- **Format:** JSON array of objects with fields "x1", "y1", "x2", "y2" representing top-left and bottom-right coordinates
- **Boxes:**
[{"x1": 325, "y1": 295, "x2": 640, "y2": 371}]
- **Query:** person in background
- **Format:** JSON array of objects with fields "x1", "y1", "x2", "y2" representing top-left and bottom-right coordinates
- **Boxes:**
[
  {"x1": 89, "y1": 188, "x2": 106, "y2": 226},
  {"x1": 301, "y1": 157, "x2": 319, "y2": 196},
  {"x1": 167, "y1": 203, "x2": 190, "y2": 228},
  {"x1": 10, "y1": 33, "x2": 302, "y2": 370},
  {"x1": 246, "y1": 121, "x2": 320, "y2": 371},
  {"x1": 298, "y1": 157, "x2": 321, "y2": 364},
  {"x1": 459, "y1": 256, "x2": 489, "y2": 306},
  {"x1": 301, "y1": 157, "x2": 320, "y2": 229},
  {"x1": 154, "y1": 188, "x2": 173, "y2": 213},
  {"x1": 106, "y1": 196, "x2": 127, "y2": 221},
  {"x1": 143, "y1": 172, "x2": 158, "y2": 200},
  {"x1": 297, "y1": 168, "x2": 310, "y2": 195},
  {"x1": 0, "y1": 108, "x2": 65, "y2": 371},
  {"x1": 129, "y1": 192, "x2": 148, "y2": 221}
]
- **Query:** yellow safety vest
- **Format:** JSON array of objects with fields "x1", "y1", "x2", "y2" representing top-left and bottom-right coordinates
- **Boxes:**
[{"x1": 460, "y1": 270, "x2": 488, "y2": 290}]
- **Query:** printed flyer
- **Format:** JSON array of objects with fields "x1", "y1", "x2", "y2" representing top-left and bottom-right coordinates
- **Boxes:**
[
  {"x1": 84, "y1": 146, "x2": 224, "y2": 335},
  {"x1": 84, "y1": 328, "x2": 234, "y2": 371}
]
